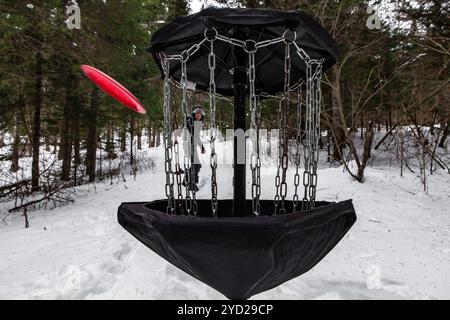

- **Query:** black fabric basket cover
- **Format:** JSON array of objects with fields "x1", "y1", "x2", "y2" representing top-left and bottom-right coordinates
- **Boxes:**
[
  {"x1": 118, "y1": 199, "x2": 356, "y2": 299},
  {"x1": 149, "y1": 8, "x2": 338, "y2": 96}
]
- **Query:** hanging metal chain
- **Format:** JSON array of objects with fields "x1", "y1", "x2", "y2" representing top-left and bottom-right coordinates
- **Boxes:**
[
  {"x1": 274, "y1": 41, "x2": 291, "y2": 215},
  {"x1": 174, "y1": 139, "x2": 184, "y2": 215},
  {"x1": 248, "y1": 47, "x2": 261, "y2": 215},
  {"x1": 178, "y1": 39, "x2": 212, "y2": 216},
  {"x1": 164, "y1": 36, "x2": 214, "y2": 216},
  {"x1": 273, "y1": 104, "x2": 282, "y2": 214},
  {"x1": 293, "y1": 81, "x2": 303, "y2": 212},
  {"x1": 256, "y1": 96, "x2": 262, "y2": 213},
  {"x1": 280, "y1": 42, "x2": 290, "y2": 215},
  {"x1": 162, "y1": 56, "x2": 185, "y2": 215},
  {"x1": 302, "y1": 61, "x2": 313, "y2": 211},
  {"x1": 162, "y1": 58, "x2": 175, "y2": 214},
  {"x1": 308, "y1": 61, "x2": 323, "y2": 208},
  {"x1": 180, "y1": 57, "x2": 195, "y2": 215},
  {"x1": 301, "y1": 59, "x2": 324, "y2": 210},
  {"x1": 190, "y1": 114, "x2": 198, "y2": 216},
  {"x1": 208, "y1": 34, "x2": 218, "y2": 217}
]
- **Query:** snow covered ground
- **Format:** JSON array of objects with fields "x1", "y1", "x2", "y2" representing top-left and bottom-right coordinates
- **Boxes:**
[{"x1": 0, "y1": 140, "x2": 449, "y2": 300}]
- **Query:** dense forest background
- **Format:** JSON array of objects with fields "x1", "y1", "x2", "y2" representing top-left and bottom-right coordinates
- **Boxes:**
[{"x1": 0, "y1": 0, "x2": 449, "y2": 213}]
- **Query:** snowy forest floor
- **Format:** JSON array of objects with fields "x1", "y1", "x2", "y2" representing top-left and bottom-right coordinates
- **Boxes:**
[{"x1": 0, "y1": 142, "x2": 450, "y2": 299}]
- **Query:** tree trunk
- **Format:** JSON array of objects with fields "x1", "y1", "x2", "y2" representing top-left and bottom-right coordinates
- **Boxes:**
[
  {"x1": 357, "y1": 121, "x2": 375, "y2": 180},
  {"x1": 57, "y1": 122, "x2": 64, "y2": 160},
  {"x1": 388, "y1": 109, "x2": 392, "y2": 132},
  {"x1": 330, "y1": 65, "x2": 346, "y2": 161},
  {"x1": 152, "y1": 126, "x2": 157, "y2": 147},
  {"x1": 399, "y1": 129, "x2": 404, "y2": 177},
  {"x1": 148, "y1": 125, "x2": 153, "y2": 148},
  {"x1": 326, "y1": 129, "x2": 331, "y2": 162},
  {"x1": 120, "y1": 123, "x2": 126, "y2": 152},
  {"x1": 130, "y1": 117, "x2": 135, "y2": 166},
  {"x1": 85, "y1": 86, "x2": 99, "y2": 182},
  {"x1": 53, "y1": 135, "x2": 58, "y2": 154},
  {"x1": 137, "y1": 119, "x2": 142, "y2": 150},
  {"x1": 105, "y1": 122, "x2": 115, "y2": 159},
  {"x1": 360, "y1": 114, "x2": 364, "y2": 139},
  {"x1": 44, "y1": 135, "x2": 51, "y2": 152},
  {"x1": 61, "y1": 74, "x2": 73, "y2": 181},
  {"x1": 11, "y1": 85, "x2": 24, "y2": 173},
  {"x1": 155, "y1": 127, "x2": 161, "y2": 147},
  {"x1": 10, "y1": 108, "x2": 21, "y2": 173},
  {"x1": 439, "y1": 121, "x2": 449, "y2": 148},
  {"x1": 72, "y1": 77, "x2": 81, "y2": 184},
  {"x1": 31, "y1": 53, "x2": 43, "y2": 192}
]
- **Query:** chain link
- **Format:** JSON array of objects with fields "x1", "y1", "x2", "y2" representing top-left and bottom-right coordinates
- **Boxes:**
[
  {"x1": 216, "y1": 34, "x2": 246, "y2": 48},
  {"x1": 182, "y1": 38, "x2": 208, "y2": 61},
  {"x1": 255, "y1": 37, "x2": 284, "y2": 49},
  {"x1": 293, "y1": 42, "x2": 311, "y2": 64}
]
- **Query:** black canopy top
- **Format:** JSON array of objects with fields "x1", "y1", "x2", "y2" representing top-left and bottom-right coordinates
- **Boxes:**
[{"x1": 149, "y1": 7, "x2": 338, "y2": 96}]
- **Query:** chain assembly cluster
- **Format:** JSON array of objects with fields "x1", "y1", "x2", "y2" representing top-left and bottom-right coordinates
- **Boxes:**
[
  {"x1": 159, "y1": 27, "x2": 324, "y2": 216},
  {"x1": 301, "y1": 59, "x2": 323, "y2": 210},
  {"x1": 273, "y1": 33, "x2": 294, "y2": 215}
]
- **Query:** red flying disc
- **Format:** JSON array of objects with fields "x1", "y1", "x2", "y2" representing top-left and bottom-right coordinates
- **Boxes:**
[{"x1": 81, "y1": 65, "x2": 146, "y2": 114}]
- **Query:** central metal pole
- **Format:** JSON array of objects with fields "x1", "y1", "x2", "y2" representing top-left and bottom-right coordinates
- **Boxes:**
[{"x1": 232, "y1": 46, "x2": 247, "y2": 217}]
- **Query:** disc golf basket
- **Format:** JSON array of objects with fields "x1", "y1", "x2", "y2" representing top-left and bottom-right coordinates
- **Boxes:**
[{"x1": 116, "y1": 8, "x2": 357, "y2": 300}]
